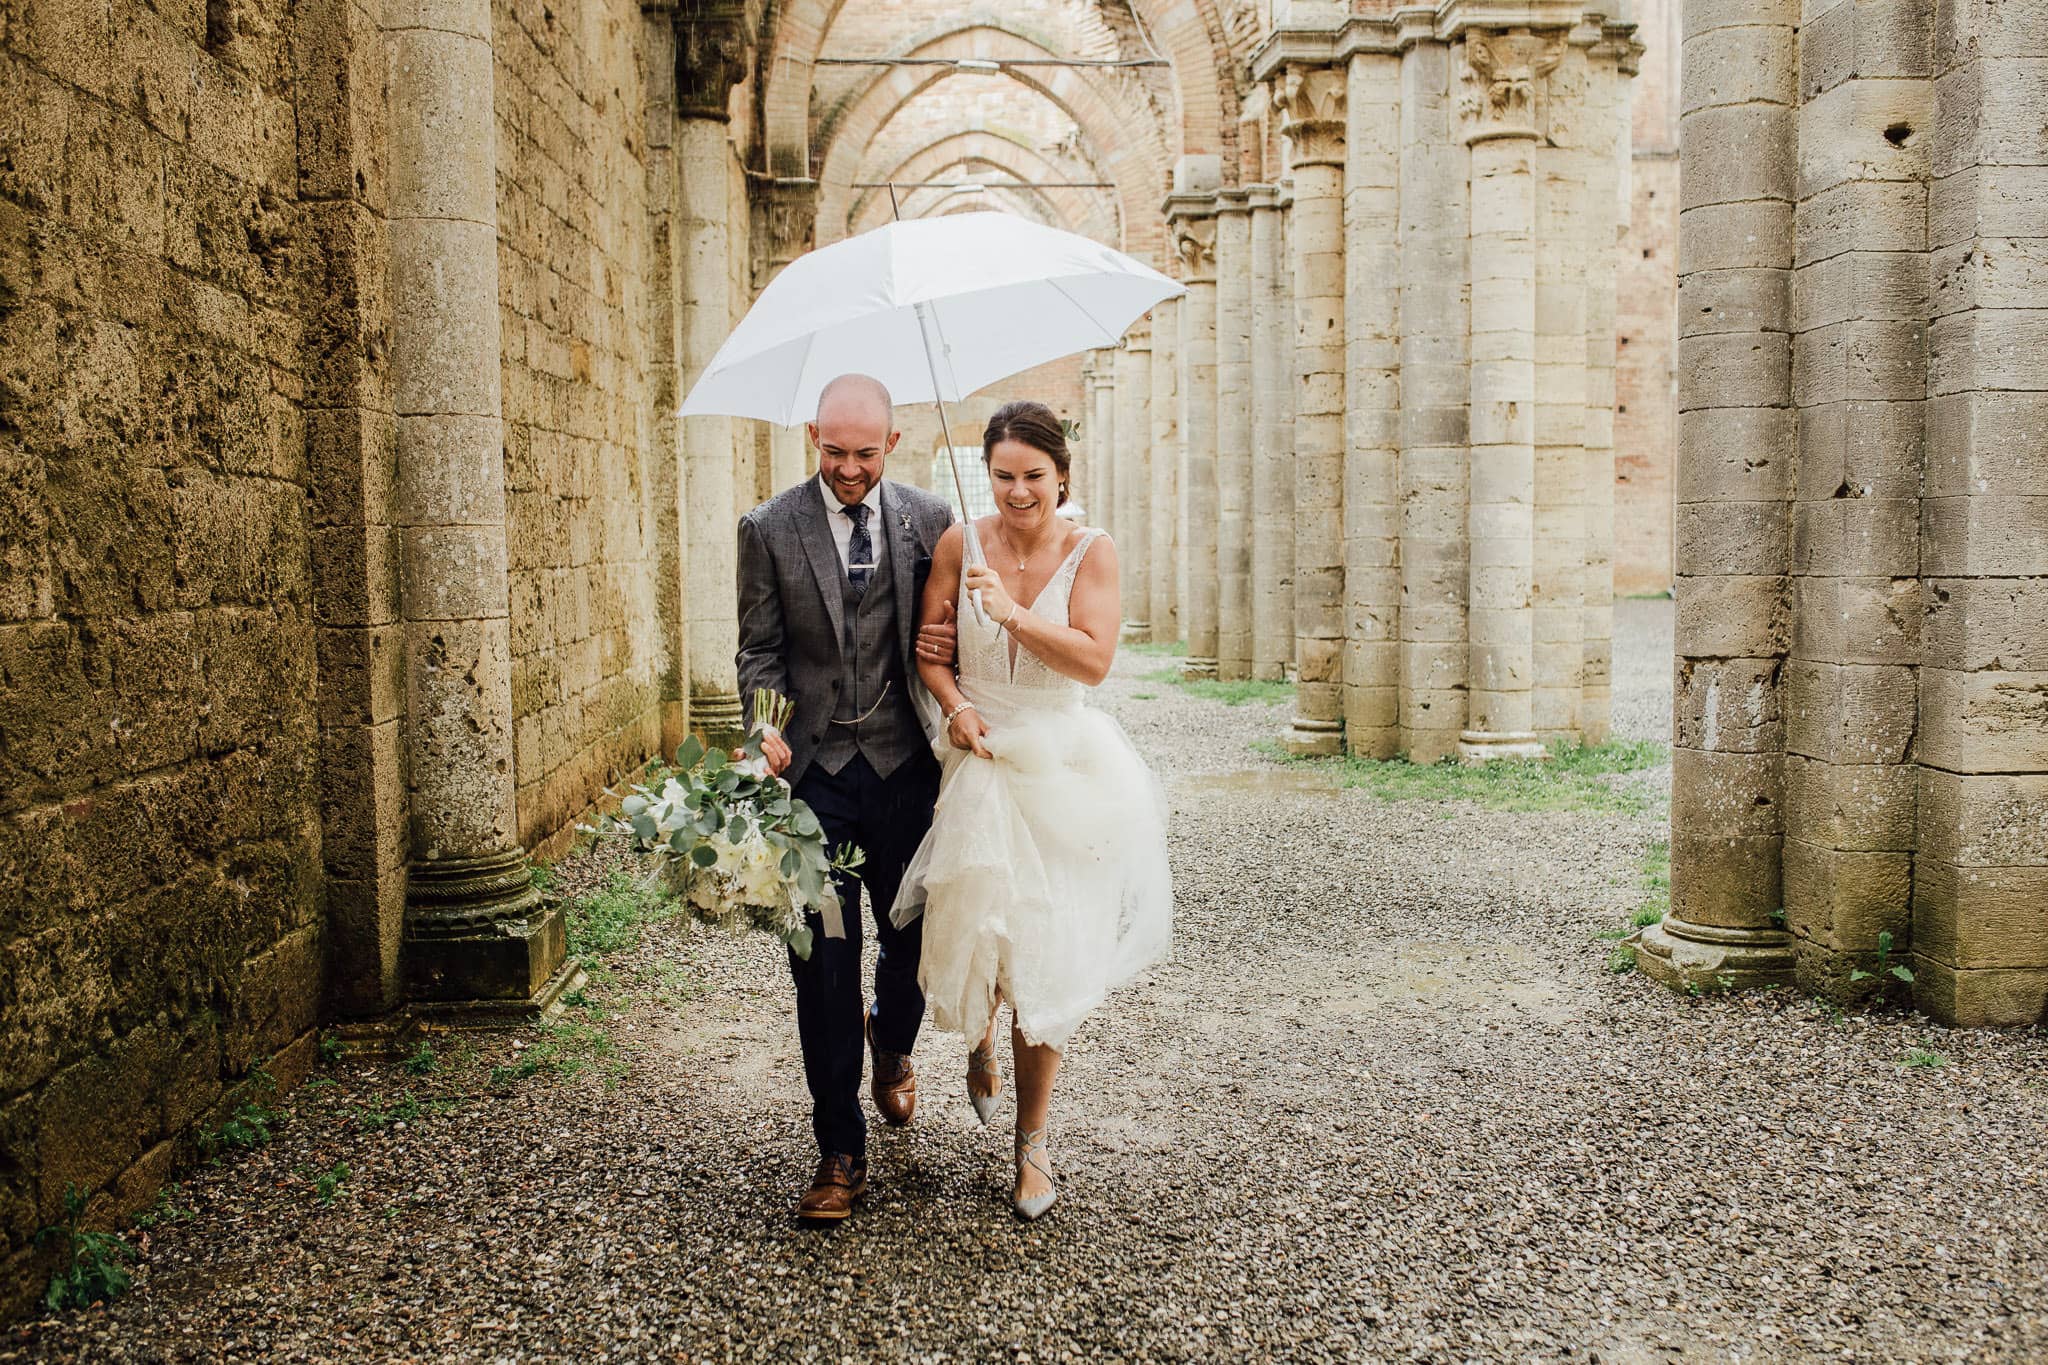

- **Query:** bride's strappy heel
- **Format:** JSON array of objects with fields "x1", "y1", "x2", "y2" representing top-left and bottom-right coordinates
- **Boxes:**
[
  {"x1": 1012, "y1": 1126, "x2": 1057, "y2": 1221},
  {"x1": 966, "y1": 1043, "x2": 1002, "y2": 1126}
]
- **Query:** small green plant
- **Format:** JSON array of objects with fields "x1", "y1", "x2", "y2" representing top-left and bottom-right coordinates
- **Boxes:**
[
  {"x1": 312, "y1": 1162, "x2": 351, "y2": 1205},
  {"x1": 1271, "y1": 739, "x2": 1669, "y2": 815},
  {"x1": 356, "y1": 1092, "x2": 423, "y2": 1130},
  {"x1": 1606, "y1": 945, "x2": 1637, "y2": 974},
  {"x1": 318, "y1": 1033, "x2": 345, "y2": 1064},
  {"x1": 1130, "y1": 690, "x2": 1158, "y2": 700},
  {"x1": 129, "y1": 1183, "x2": 194, "y2": 1232},
  {"x1": 529, "y1": 863, "x2": 557, "y2": 895},
  {"x1": 562, "y1": 872, "x2": 668, "y2": 967},
  {"x1": 1901, "y1": 1043, "x2": 1948, "y2": 1070},
  {"x1": 488, "y1": 1009, "x2": 623, "y2": 1089},
  {"x1": 1812, "y1": 995, "x2": 1846, "y2": 1025},
  {"x1": 197, "y1": 1070, "x2": 282, "y2": 1159},
  {"x1": 36, "y1": 1186, "x2": 137, "y2": 1311},
  {"x1": 402, "y1": 1041, "x2": 438, "y2": 1076},
  {"x1": 1851, "y1": 930, "x2": 1915, "y2": 986}
]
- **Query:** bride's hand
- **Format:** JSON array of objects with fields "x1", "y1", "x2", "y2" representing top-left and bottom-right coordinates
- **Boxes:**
[
  {"x1": 947, "y1": 705, "x2": 992, "y2": 758},
  {"x1": 963, "y1": 564, "x2": 1017, "y2": 626}
]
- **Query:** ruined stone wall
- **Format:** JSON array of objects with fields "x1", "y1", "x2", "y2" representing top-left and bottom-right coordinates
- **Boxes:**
[
  {"x1": 0, "y1": 0, "x2": 326, "y2": 1308},
  {"x1": 1646, "y1": 0, "x2": 2048, "y2": 1027},
  {"x1": 494, "y1": 0, "x2": 669, "y2": 852}
]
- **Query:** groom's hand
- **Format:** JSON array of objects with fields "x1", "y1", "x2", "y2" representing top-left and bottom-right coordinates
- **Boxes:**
[
  {"x1": 734, "y1": 732, "x2": 794, "y2": 777},
  {"x1": 917, "y1": 600, "x2": 958, "y2": 668}
]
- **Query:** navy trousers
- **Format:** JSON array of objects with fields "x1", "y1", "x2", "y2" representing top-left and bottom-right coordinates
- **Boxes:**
[{"x1": 788, "y1": 750, "x2": 939, "y2": 1160}]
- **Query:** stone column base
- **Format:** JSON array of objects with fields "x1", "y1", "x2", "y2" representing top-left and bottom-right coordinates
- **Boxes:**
[
  {"x1": 404, "y1": 850, "x2": 569, "y2": 1008},
  {"x1": 1179, "y1": 656, "x2": 1219, "y2": 680},
  {"x1": 690, "y1": 688, "x2": 746, "y2": 750},
  {"x1": 1634, "y1": 918, "x2": 1797, "y2": 993},
  {"x1": 1456, "y1": 730, "x2": 1548, "y2": 764},
  {"x1": 1121, "y1": 618, "x2": 1153, "y2": 643},
  {"x1": 1284, "y1": 716, "x2": 1343, "y2": 757}
]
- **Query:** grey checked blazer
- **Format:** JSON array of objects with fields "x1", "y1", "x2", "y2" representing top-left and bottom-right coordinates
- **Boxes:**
[{"x1": 735, "y1": 477, "x2": 955, "y2": 788}]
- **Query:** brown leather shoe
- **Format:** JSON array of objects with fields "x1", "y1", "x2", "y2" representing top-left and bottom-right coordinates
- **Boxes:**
[
  {"x1": 796, "y1": 1153, "x2": 867, "y2": 1223},
  {"x1": 867, "y1": 1018, "x2": 917, "y2": 1127}
]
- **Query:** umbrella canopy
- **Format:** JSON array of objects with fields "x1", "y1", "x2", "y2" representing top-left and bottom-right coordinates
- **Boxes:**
[{"x1": 678, "y1": 212, "x2": 1184, "y2": 427}]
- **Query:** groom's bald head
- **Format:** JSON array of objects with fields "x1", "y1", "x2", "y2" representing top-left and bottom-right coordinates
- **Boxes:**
[
  {"x1": 815, "y1": 373, "x2": 893, "y2": 427},
  {"x1": 809, "y1": 373, "x2": 899, "y2": 507}
]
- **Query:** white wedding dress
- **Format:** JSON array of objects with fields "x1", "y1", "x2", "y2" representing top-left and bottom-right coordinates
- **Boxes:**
[{"x1": 892, "y1": 528, "x2": 1173, "y2": 1050}]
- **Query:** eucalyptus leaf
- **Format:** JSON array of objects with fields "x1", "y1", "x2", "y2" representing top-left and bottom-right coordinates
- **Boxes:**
[
  {"x1": 690, "y1": 844, "x2": 718, "y2": 868},
  {"x1": 630, "y1": 813, "x2": 658, "y2": 844},
  {"x1": 781, "y1": 848, "x2": 801, "y2": 877},
  {"x1": 620, "y1": 795, "x2": 649, "y2": 817},
  {"x1": 702, "y1": 746, "x2": 727, "y2": 773},
  {"x1": 725, "y1": 816, "x2": 747, "y2": 844},
  {"x1": 675, "y1": 736, "x2": 705, "y2": 770},
  {"x1": 787, "y1": 924, "x2": 813, "y2": 961}
]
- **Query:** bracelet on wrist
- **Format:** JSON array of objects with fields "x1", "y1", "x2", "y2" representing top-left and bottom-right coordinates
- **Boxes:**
[
  {"x1": 943, "y1": 701, "x2": 977, "y2": 723},
  {"x1": 1001, "y1": 604, "x2": 1023, "y2": 632}
]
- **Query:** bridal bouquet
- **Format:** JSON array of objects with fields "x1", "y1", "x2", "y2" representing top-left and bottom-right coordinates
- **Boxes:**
[{"x1": 602, "y1": 693, "x2": 862, "y2": 959}]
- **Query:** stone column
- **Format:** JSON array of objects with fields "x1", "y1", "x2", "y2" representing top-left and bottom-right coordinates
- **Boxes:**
[
  {"x1": 1249, "y1": 184, "x2": 1296, "y2": 681},
  {"x1": 640, "y1": 5, "x2": 690, "y2": 761},
  {"x1": 1580, "y1": 29, "x2": 1632, "y2": 744},
  {"x1": 384, "y1": 0, "x2": 565, "y2": 1006},
  {"x1": 1398, "y1": 32, "x2": 1472, "y2": 764},
  {"x1": 1456, "y1": 30, "x2": 1557, "y2": 764},
  {"x1": 1278, "y1": 63, "x2": 1348, "y2": 755},
  {"x1": 751, "y1": 178, "x2": 820, "y2": 490},
  {"x1": 677, "y1": 10, "x2": 753, "y2": 749},
  {"x1": 1092, "y1": 354, "x2": 1117, "y2": 533},
  {"x1": 1213, "y1": 190, "x2": 1254, "y2": 680},
  {"x1": 1115, "y1": 330, "x2": 1153, "y2": 639},
  {"x1": 1783, "y1": 0, "x2": 1927, "y2": 997},
  {"x1": 1635, "y1": 0, "x2": 1798, "y2": 990},
  {"x1": 1531, "y1": 44, "x2": 1591, "y2": 745},
  {"x1": 1914, "y1": 0, "x2": 2048, "y2": 1024},
  {"x1": 1149, "y1": 295, "x2": 1182, "y2": 643},
  {"x1": 1169, "y1": 197, "x2": 1220, "y2": 679},
  {"x1": 1078, "y1": 354, "x2": 1097, "y2": 513},
  {"x1": 1345, "y1": 51, "x2": 1402, "y2": 757}
]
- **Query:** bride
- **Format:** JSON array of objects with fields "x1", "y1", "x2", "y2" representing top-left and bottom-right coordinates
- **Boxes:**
[{"x1": 893, "y1": 399, "x2": 1173, "y2": 1221}]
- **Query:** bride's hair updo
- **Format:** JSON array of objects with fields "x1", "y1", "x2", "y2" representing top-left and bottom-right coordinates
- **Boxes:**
[{"x1": 981, "y1": 400, "x2": 1071, "y2": 506}]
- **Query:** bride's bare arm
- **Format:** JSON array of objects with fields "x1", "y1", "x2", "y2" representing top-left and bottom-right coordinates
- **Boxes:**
[
  {"x1": 919, "y1": 526, "x2": 990, "y2": 755},
  {"x1": 968, "y1": 535, "x2": 1121, "y2": 686}
]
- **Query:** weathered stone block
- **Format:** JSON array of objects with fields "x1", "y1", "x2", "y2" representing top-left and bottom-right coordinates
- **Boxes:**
[
  {"x1": 1679, "y1": 201, "x2": 1794, "y2": 272},
  {"x1": 1910, "y1": 957, "x2": 2048, "y2": 1028},
  {"x1": 1792, "y1": 319, "x2": 1925, "y2": 406},
  {"x1": 1673, "y1": 746, "x2": 1784, "y2": 835},
  {"x1": 1790, "y1": 497, "x2": 1918, "y2": 576},
  {"x1": 1675, "y1": 500, "x2": 1790, "y2": 576},
  {"x1": 1912, "y1": 860, "x2": 2048, "y2": 970},
  {"x1": 1676, "y1": 407, "x2": 1795, "y2": 502},
  {"x1": 1927, "y1": 164, "x2": 2048, "y2": 250},
  {"x1": 1919, "y1": 495, "x2": 2048, "y2": 577},
  {"x1": 1795, "y1": 399, "x2": 1923, "y2": 502},
  {"x1": 1681, "y1": 104, "x2": 1797, "y2": 212},
  {"x1": 1676, "y1": 574, "x2": 1789, "y2": 659},
  {"x1": 1923, "y1": 392, "x2": 2048, "y2": 496},
  {"x1": 1784, "y1": 660, "x2": 1918, "y2": 763},
  {"x1": 1922, "y1": 577, "x2": 2048, "y2": 671},
  {"x1": 1920, "y1": 667, "x2": 2048, "y2": 773},
  {"x1": 1784, "y1": 837, "x2": 1912, "y2": 949},
  {"x1": 1919, "y1": 768, "x2": 2048, "y2": 869},
  {"x1": 1794, "y1": 179, "x2": 1929, "y2": 267},
  {"x1": 1928, "y1": 308, "x2": 2048, "y2": 396},
  {"x1": 1687, "y1": 23, "x2": 1798, "y2": 109},
  {"x1": 1785, "y1": 751, "x2": 1917, "y2": 851},
  {"x1": 1670, "y1": 830, "x2": 1784, "y2": 929}
]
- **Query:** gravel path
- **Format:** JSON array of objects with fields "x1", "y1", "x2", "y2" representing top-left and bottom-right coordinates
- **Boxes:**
[{"x1": 12, "y1": 601, "x2": 2048, "y2": 1363}]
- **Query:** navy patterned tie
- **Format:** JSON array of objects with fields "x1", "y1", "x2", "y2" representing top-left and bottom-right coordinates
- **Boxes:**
[{"x1": 843, "y1": 503, "x2": 873, "y2": 596}]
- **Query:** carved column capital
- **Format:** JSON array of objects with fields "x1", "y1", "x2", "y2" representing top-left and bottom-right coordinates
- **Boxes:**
[
  {"x1": 1459, "y1": 26, "x2": 1566, "y2": 144},
  {"x1": 1275, "y1": 63, "x2": 1346, "y2": 169},
  {"x1": 673, "y1": 1, "x2": 753, "y2": 122},
  {"x1": 748, "y1": 176, "x2": 817, "y2": 291},
  {"x1": 1168, "y1": 209, "x2": 1218, "y2": 285}
]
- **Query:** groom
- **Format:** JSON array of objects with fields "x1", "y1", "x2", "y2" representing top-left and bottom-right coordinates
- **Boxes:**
[{"x1": 735, "y1": 373, "x2": 956, "y2": 1223}]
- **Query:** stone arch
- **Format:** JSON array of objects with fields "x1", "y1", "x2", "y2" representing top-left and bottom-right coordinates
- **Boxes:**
[
  {"x1": 761, "y1": 0, "x2": 1231, "y2": 179},
  {"x1": 848, "y1": 129, "x2": 1120, "y2": 242},
  {"x1": 812, "y1": 29, "x2": 1168, "y2": 260}
]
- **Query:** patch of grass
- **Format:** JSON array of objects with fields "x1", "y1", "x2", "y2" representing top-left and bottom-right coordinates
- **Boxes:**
[
  {"x1": 1129, "y1": 690, "x2": 1158, "y2": 700},
  {"x1": 562, "y1": 872, "x2": 668, "y2": 966},
  {"x1": 197, "y1": 1067, "x2": 282, "y2": 1159},
  {"x1": 317, "y1": 1032, "x2": 344, "y2": 1065},
  {"x1": 402, "y1": 1041, "x2": 438, "y2": 1076},
  {"x1": 654, "y1": 959, "x2": 705, "y2": 1007},
  {"x1": 1143, "y1": 667, "x2": 1296, "y2": 708},
  {"x1": 1901, "y1": 1044, "x2": 1948, "y2": 1070},
  {"x1": 355, "y1": 1091, "x2": 425, "y2": 1131},
  {"x1": 1632, "y1": 839, "x2": 1670, "y2": 927},
  {"x1": 489, "y1": 1006, "x2": 624, "y2": 1089},
  {"x1": 1124, "y1": 639, "x2": 1187, "y2": 658},
  {"x1": 1273, "y1": 738, "x2": 1669, "y2": 815},
  {"x1": 1625, "y1": 588, "x2": 1675, "y2": 600},
  {"x1": 311, "y1": 1162, "x2": 351, "y2": 1205},
  {"x1": 37, "y1": 1186, "x2": 137, "y2": 1312},
  {"x1": 129, "y1": 1183, "x2": 194, "y2": 1232},
  {"x1": 1606, "y1": 945, "x2": 1638, "y2": 974}
]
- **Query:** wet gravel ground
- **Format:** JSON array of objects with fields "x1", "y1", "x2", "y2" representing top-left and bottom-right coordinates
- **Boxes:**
[{"x1": 11, "y1": 600, "x2": 2048, "y2": 1363}]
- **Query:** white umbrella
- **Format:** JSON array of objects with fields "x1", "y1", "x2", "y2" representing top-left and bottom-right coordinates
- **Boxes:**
[
  {"x1": 679, "y1": 207, "x2": 1183, "y2": 621},
  {"x1": 678, "y1": 211, "x2": 1184, "y2": 428}
]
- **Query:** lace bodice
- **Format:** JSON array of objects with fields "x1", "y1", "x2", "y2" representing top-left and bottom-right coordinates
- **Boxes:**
[{"x1": 958, "y1": 528, "x2": 1105, "y2": 696}]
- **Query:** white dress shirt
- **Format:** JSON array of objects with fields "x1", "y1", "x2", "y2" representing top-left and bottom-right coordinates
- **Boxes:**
[{"x1": 817, "y1": 475, "x2": 886, "y2": 575}]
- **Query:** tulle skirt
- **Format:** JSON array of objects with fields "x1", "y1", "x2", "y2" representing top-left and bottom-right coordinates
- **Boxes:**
[{"x1": 891, "y1": 677, "x2": 1173, "y2": 1050}]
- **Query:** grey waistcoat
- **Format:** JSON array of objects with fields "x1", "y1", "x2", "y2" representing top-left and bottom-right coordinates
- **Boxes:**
[{"x1": 814, "y1": 523, "x2": 924, "y2": 780}]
